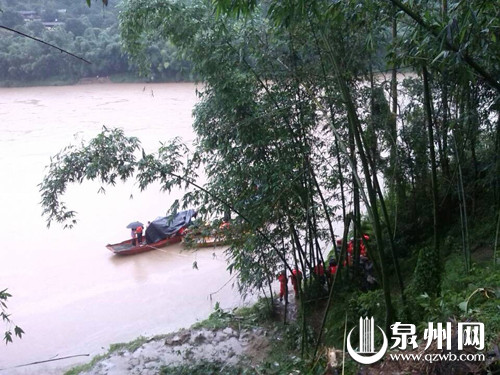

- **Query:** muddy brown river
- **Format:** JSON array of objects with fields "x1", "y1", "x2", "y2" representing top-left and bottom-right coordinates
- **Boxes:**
[{"x1": 0, "y1": 83, "x2": 253, "y2": 374}]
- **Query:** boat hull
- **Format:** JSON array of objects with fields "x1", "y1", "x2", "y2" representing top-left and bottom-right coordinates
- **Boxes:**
[
  {"x1": 183, "y1": 236, "x2": 227, "y2": 248},
  {"x1": 106, "y1": 235, "x2": 182, "y2": 255}
]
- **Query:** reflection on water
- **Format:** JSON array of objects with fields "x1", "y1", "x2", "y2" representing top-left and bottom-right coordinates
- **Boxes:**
[{"x1": 0, "y1": 83, "x2": 250, "y2": 374}]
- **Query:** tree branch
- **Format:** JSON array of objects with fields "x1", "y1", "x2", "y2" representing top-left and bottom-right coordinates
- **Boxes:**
[{"x1": 388, "y1": 0, "x2": 500, "y2": 92}]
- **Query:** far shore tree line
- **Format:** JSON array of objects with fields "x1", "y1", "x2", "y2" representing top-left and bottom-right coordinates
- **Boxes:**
[{"x1": 0, "y1": 0, "x2": 192, "y2": 85}]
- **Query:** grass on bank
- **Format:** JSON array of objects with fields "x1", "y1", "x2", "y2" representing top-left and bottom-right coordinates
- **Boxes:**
[
  {"x1": 64, "y1": 335, "x2": 164, "y2": 375},
  {"x1": 160, "y1": 300, "x2": 313, "y2": 375},
  {"x1": 64, "y1": 298, "x2": 315, "y2": 375}
]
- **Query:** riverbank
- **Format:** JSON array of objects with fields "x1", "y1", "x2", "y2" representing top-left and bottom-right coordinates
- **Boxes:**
[
  {"x1": 67, "y1": 324, "x2": 271, "y2": 374},
  {"x1": 0, "y1": 73, "x2": 194, "y2": 88},
  {"x1": 64, "y1": 300, "x2": 306, "y2": 375},
  {"x1": 58, "y1": 247, "x2": 500, "y2": 375}
]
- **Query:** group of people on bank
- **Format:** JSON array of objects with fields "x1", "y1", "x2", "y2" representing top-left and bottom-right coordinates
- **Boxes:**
[
  {"x1": 276, "y1": 234, "x2": 376, "y2": 301},
  {"x1": 277, "y1": 268, "x2": 305, "y2": 301},
  {"x1": 276, "y1": 260, "x2": 338, "y2": 301}
]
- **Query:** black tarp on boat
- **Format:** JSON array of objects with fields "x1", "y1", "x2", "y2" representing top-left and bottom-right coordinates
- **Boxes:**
[{"x1": 145, "y1": 209, "x2": 196, "y2": 244}]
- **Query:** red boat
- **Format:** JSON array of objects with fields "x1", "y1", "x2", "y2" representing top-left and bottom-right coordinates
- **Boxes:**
[
  {"x1": 106, "y1": 235, "x2": 183, "y2": 255},
  {"x1": 108, "y1": 209, "x2": 197, "y2": 255}
]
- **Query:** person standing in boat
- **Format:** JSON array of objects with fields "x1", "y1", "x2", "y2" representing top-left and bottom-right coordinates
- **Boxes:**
[
  {"x1": 135, "y1": 224, "x2": 144, "y2": 246},
  {"x1": 131, "y1": 227, "x2": 137, "y2": 246}
]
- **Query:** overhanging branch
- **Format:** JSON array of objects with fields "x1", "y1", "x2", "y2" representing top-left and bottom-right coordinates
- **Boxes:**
[{"x1": 388, "y1": 0, "x2": 500, "y2": 93}]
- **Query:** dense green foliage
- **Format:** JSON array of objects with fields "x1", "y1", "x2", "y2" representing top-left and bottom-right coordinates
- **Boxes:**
[
  {"x1": 0, "y1": 0, "x2": 192, "y2": 85},
  {"x1": 40, "y1": 0, "x2": 499, "y2": 372}
]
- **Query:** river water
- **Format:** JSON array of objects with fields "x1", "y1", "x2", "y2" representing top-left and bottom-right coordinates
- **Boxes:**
[{"x1": 0, "y1": 83, "x2": 252, "y2": 374}]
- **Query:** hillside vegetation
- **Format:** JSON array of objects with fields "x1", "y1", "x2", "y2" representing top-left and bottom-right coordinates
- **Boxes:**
[{"x1": 0, "y1": 0, "x2": 192, "y2": 85}]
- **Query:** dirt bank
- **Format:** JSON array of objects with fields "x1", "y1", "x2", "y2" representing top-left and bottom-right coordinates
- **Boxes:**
[
  {"x1": 65, "y1": 296, "x2": 307, "y2": 375},
  {"x1": 73, "y1": 324, "x2": 272, "y2": 375}
]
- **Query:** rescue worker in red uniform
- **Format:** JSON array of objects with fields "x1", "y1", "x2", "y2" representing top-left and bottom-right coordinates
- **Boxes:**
[
  {"x1": 346, "y1": 234, "x2": 369, "y2": 265},
  {"x1": 219, "y1": 221, "x2": 230, "y2": 229},
  {"x1": 328, "y1": 258, "x2": 338, "y2": 283},
  {"x1": 346, "y1": 240, "x2": 353, "y2": 266},
  {"x1": 135, "y1": 225, "x2": 143, "y2": 246},
  {"x1": 289, "y1": 268, "x2": 302, "y2": 298},
  {"x1": 313, "y1": 262, "x2": 326, "y2": 285},
  {"x1": 360, "y1": 234, "x2": 369, "y2": 257},
  {"x1": 277, "y1": 271, "x2": 288, "y2": 302}
]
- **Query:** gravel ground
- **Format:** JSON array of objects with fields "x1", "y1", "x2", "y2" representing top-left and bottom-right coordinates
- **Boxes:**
[{"x1": 77, "y1": 326, "x2": 272, "y2": 375}]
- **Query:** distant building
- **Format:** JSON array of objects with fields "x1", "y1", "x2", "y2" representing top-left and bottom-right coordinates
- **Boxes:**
[
  {"x1": 42, "y1": 22, "x2": 65, "y2": 29},
  {"x1": 18, "y1": 10, "x2": 37, "y2": 19},
  {"x1": 18, "y1": 9, "x2": 67, "y2": 28},
  {"x1": 18, "y1": 10, "x2": 41, "y2": 22}
]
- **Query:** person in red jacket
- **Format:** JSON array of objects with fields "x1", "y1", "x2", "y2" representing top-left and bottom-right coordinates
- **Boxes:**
[
  {"x1": 328, "y1": 259, "x2": 338, "y2": 283},
  {"x1": 313, "y1": 262, "x2": 326, "y2": 285},
  {"x1": 135, "y1": 225, "x2": 144, "y2": 246},
  {"x1": 277, "y1": 271, "x2": 288, "y2": 302},
  {"x1": 346, "y1": 234, "x2": 369, "y2": 265},
  {"x1": 360, "y1": 234, "x2": 369, "y2": 257},
  {"x1": 346, "y1": 239, "x2": 354, "y2": 266},
  {"x1": 289, "y1": 268, "x2": 302, "y2": 298}
]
